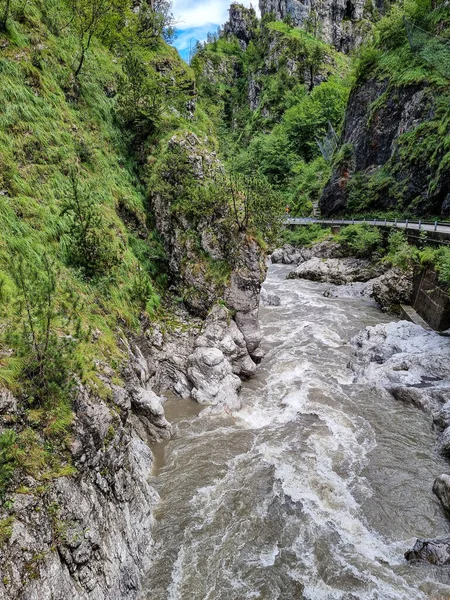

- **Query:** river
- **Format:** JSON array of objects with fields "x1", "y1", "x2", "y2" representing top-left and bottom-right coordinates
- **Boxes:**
[{"x1": 142, "y1": 264, "x2": 450, "y2": 599}]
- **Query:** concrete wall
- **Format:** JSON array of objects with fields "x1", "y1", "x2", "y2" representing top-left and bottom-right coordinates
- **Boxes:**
[{"x1": 411, "y1": 267, "x2": 450, "y2": 331}]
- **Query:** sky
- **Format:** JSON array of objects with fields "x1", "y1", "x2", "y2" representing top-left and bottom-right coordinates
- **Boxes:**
[{"x1": 172, "y1": 0, "x2": 260, "y2": 61}]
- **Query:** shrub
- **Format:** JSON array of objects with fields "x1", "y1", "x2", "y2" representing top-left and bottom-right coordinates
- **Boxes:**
[
  {"x1": 283, "y1": 224, "x2": 331, "y2": 247},
  {"x1": 420, "y1": 246, "x2": 450, "y2": 289},
  {"x1": 61, "y1": 172, "x2": 123, "y2": 278},
  {"x1": 337, "y1": 223, "x2": 383, "y2": 258},
  {"x1": 384, "y1": 230, "x2": 419, "y2": 270}
]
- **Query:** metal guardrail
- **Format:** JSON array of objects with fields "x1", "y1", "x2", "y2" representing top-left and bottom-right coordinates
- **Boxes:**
[{"x1": 286, "y1": 217, "x2": 450, "y2": 234}]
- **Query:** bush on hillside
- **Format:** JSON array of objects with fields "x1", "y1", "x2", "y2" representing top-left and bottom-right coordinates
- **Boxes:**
[{"x1": 337, "y1": 223, "x2": 383, "y2": 258}]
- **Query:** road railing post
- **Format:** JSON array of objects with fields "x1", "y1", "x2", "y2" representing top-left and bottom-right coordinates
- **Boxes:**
[
  {"x1": 374, "y1": 218, "x2": 376, "y2": 226},
  {"x1": 363, "y1": 217, "x2": 366, "y2": 223},
  {"x1": 352, "y1": 217, "x2": 354, "y2": 225},
  {"x1": 435, "y1": 221, "x2": 438, "y2": 232},
  {"x1": 419, "y1": 219, "x2": 422, "y2": 231},
  {"x1": 384, "y1": 218, "x2": 387, "y2": 226},
  {"x1": 405, "y1": 219, "x2": 408, "y2": 229},
  {"x1": 395, "y1": 218, "x2": 397, "y2": 227}
]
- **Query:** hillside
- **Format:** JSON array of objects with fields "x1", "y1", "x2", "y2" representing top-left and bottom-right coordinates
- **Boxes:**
[
  {"x1": 320, "y1": 0, "x2": 450, "y2": 217},
  {"x1": 192, "y1": 3, "x2": 352, "y2": 216}
]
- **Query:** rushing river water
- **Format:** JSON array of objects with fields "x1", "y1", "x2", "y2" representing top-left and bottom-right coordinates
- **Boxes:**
[{"x1": 142, "y1": 265, "x2": 450, "y2": 599}]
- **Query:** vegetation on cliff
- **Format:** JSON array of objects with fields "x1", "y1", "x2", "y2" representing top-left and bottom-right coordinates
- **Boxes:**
[
  {"x1": 0, "y1": 0, "x2": 280, "y2": 503},
  {"x1": 321, "y1": 0, "x2": 450, "y2": 217},
  {"x1": 191, "y1": 5, "x2": 352, "y2": 215}
]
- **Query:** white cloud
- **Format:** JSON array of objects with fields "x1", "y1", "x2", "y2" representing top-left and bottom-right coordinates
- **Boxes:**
[
  {"x1": 172, "y1": 1, "x2": 260, "y2": 59},
  {"x1": 173, "y1": 0, "x2": 259, "y2": 29}
]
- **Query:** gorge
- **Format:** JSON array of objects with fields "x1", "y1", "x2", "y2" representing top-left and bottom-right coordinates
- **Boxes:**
[{"x1": 0, "y1": 0, "x2": 450, "y2": 598}]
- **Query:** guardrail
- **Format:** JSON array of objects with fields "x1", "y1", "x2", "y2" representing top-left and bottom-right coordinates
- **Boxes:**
[{"x1": 286, "y1": 217, "x2": 450, "y2": 233}]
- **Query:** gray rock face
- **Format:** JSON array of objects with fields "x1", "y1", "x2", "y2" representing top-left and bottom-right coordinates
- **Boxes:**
[
  {"x1": 320, "y1": 81, "x2": 446, "y2": 216},
  {"x1": 188, "y1": 347, "x2": 242, "y2": 410},
  {"x1": 129, "y1": 387, "x2": 173, "y2": 443},
  {"x1": 371, "y1": 267, "x2": 413, "y2": 310},
  {"x1": 0, "y1": 343, "x2": 173, "y2": 600},
  {"x1": 405, "y1": 537, "x2": 450, "y2": 565},
  {"x1": 150, "y1": 132, "x2": 266, "y2": 361},
  {"x1": 224, "y1": 4, "x2": 258, "y2": 49},
  {"x1": 351, "y1": 321, "x2": 450, "y2": 389},
  {"x1": 288, "y1": 256, "x2": 386, "y2": 285},
  {"x1": 259, "y1": 0, "x2": 380, "y2": 52},
  {"x1": 433, "y1": 474, "x2": 450, "y2": 513}
]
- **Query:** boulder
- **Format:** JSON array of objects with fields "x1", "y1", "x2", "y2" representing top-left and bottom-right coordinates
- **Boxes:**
[
  {"x1": 405, "y1": 537, "x2": 450, "y2": 565},
  {"x1": 289, "y1": 257, "x2": 386, "y2": 285},
  {"x1": 187, "y1": 347, "x2": 242, "y2": 411},
  {"x1": 433, "y1": 474, "x2": 450, "y2": 513},
  {"x1": 260, "y1": 289, "x2": 281, "y2": 306},
  {"x1": 372, "y1": 267, "x2": 413, "y2": 311}
]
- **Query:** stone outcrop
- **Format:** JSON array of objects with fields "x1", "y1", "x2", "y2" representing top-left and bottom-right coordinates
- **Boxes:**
[
  {"x1": 224, "y1": 3, "x2": 258, "y2": 49},
  {"x1": 405, "y1": 538, "x2": 450, "y2": 565},
  {"x1": 350, "y1": 321, "x2": 450, "y2": 390},
  {"x1": 271, "y1": 240, "x2": 344, "y2": 265},
  {"x1": 259, "y1": 0, "x2": 380, "y2": 53},
  {"x1": 320, "y1": 80, "x2": 449, "y2": 217},
  {"x1": 0, "y1": 344, "x2": 171, "y2": 600},
  {"x1": 288, "y1": 256, "x2": 387, "y2": 285},
  {"x1": 150, "y1": 132, "x2": 266, "y2": 363},
  {"x1": 371, "y1": 267, "x2": 413, "y2": 310}
]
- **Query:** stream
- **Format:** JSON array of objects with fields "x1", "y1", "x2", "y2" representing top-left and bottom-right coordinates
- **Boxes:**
[{"x1": 142, "y1": 264, "x2": 450, "y2": 599}]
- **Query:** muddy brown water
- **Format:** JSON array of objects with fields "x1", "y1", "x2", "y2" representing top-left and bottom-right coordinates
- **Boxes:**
[{"x1": 142, "y1": 265, "x2": 450, "y2": 599}]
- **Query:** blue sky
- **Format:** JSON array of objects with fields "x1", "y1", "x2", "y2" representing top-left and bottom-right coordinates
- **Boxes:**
[{"x1": 172, "y1": 1, "x2": 260, "y2": 61}]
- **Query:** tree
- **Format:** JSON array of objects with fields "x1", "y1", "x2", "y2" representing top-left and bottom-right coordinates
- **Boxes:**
[
  {"x1": 116, "y1": 51, "x2": 168, "y2": 136},
  {"x1": 136, "y1": 0, "x2": 176, "y2": 47},
  {"x1": 117, "y1": 50, "x2": 195, "y2": 136},
  {"x1": 61, "y1": 170, "x2": 123, "y2": 277},
  {"x1": 3, "y1": 252, "x2": 81, "y2": 405},
  {"x1": 216, "y1": 174, "x2": 284, "y2": 245},
  {"x1": 68, "y1": 0, "x2": 117, "y2": 77}
]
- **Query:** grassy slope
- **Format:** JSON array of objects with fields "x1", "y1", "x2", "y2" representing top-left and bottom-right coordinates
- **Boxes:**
[{"x1": 0, "y1": 2, "x2": 197, "y2": 490}]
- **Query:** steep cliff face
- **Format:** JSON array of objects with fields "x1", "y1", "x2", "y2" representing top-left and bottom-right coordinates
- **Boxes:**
[
  {"x1": 259, "y1": 0, "x2": 380, "y2": 52},
  {"x1": 0, "y1": 346, "x2": 171, "y2": 600},
  {"x1": 224, "y1": 3, "x2": 259, "y2": 48},
  {"x1": 320, "y1": 24, "x2": 450, "y2": 217}
]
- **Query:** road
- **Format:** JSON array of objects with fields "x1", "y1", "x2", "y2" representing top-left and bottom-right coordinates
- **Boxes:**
[{"x1": 286, "y1": 217, "x2": 450, "y2": 234}]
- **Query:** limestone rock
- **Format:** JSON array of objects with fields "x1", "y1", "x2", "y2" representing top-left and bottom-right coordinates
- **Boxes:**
[
  {"x1": 187, "y1": 346, "x2": 242, "y2": 411},
  {"x1": 129, "y1": 387, "x2": 173, "y2": 442},
  {"x1": 223, "y1": 3, "x2": 258, "y2": 49},
  {"x1": 405, "y1": 537, "x2": 450, "y2": 565},
  {"x1": 433, "y1": 474, "x2": 450, "y2": 513},
  {"x1": 289, "y1": 257, "x2": 386, "y2": 285},
  {"x1": 372, "y1": 267, "x2": 413, "y2": 311},
  {"x1": 259, "y1": 0, "x2": 381, "y2": 53},
  {"x1": 0, "y1": 388, "x2": 17, "y2": 414},
  {"x1": 260, "y1": 288, "x2": 281, "y2": 306},
  {"x1": 320, "y1": 80, "x2": 443, "y2": 216}
]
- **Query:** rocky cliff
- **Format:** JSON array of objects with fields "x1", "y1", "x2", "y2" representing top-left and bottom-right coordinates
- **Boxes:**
[
  {"x1": 320, "y1": 5, "x2": 450, "y2": 218},
  {"x1": 320, "y1": 79, "x2": 450, "y2": 217},
  {"x1": 259, "y1": 0, "x2": 380, "y2": 52}
]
